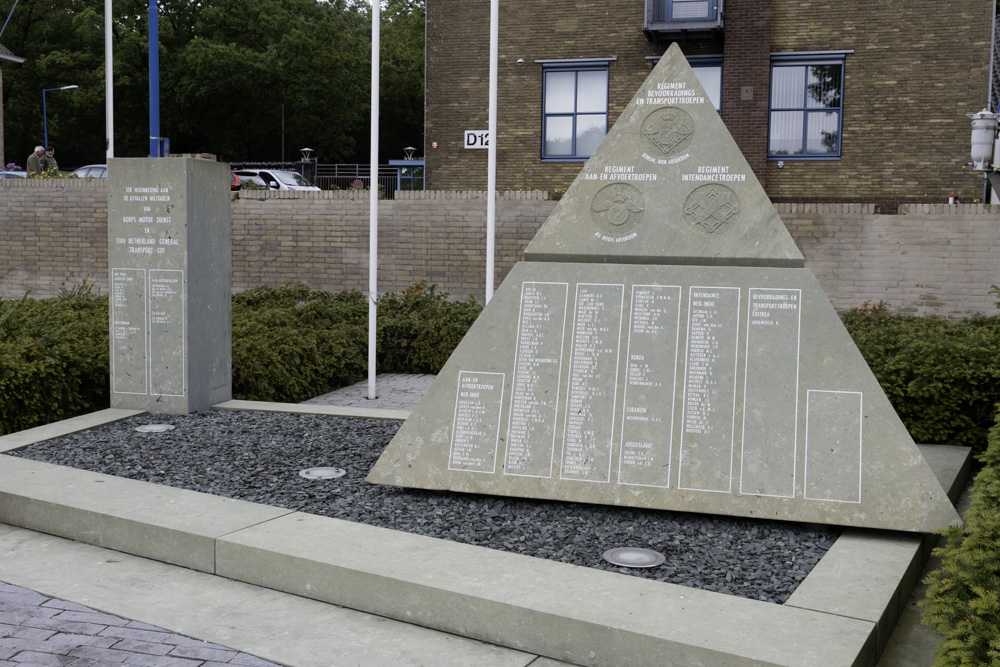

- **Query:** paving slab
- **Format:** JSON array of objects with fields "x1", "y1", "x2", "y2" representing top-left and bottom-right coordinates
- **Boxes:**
[
  {"x1": 0, "y1": 409, "x2": 146, "y2": 453},
  {"x1": 216, "y1": 510, "x2": 876, "y2": 667},
  {"x1": 214, "y1": 399, "x2": 410, "y2": 421},
  {"x1": 0, "y1": 455, "x2": 292, "y2": 572},
  {"x1": 0, "y1": 524, "x2": 538, "y2": 667}
]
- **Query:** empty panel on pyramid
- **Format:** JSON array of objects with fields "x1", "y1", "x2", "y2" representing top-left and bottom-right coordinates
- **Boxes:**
[{"x1": 367, "y1": 44, "x2": 960, "y2": 533}]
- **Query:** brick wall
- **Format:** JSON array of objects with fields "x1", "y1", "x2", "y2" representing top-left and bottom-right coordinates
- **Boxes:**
[
  {"x1": 2, "y1": 181, "x2": 998, "y2": 318},
  {"x1": 425, "y1": 0, "x2": 991, "y2": 203}
]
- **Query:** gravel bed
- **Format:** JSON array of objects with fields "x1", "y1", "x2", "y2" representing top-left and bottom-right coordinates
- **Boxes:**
[{"x1": 10, "y1": 410, "x2": 839, "y2": 603}]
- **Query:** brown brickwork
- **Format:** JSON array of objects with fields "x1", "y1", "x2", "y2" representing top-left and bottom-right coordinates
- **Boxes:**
[
  {"x1": 425, "y1": 0, "x2": 991, "y2": 203},
  {"x1": 2, "y1": 181, "x2": 998, "y2": 318}
]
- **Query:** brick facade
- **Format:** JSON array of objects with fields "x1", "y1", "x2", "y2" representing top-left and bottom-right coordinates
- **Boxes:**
[
  {"x1": 425, "y1": 0, "x2": 992, "y2": 204},
  {"x1": 2, "y1": 181, "x2": 998, "y2": 319}
]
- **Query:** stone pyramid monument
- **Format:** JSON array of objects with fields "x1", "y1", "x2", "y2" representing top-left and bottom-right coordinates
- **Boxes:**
[{"x1": 367, "y1": 44, "x2": 960, "y2": 533}]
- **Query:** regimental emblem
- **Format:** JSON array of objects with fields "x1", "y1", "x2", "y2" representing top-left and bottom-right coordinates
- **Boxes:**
[
  {"x1": 591, "y1": 183, "x2": 645, "y2": 236},
  {"x1": 683, "y1": 184, "x2": 741, "y2": 235},
  {"x1": 640, "y1": 107, "x2": 695, "y2": 157}
]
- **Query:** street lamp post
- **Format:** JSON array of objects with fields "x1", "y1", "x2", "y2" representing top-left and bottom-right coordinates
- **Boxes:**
[{"x1": 42, "y1": 84, "x2": 78, "y2": 148}]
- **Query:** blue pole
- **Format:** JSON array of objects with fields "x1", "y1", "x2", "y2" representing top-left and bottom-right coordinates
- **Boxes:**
[
  {"x1": 148, "y1": 0, "x2": 159, "y2": 157},
  {"x1": 42, "y1": 89, "x2": 48, "y2": 148}
]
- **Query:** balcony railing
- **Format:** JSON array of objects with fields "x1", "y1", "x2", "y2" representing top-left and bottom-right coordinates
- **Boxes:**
[{"x1": 644, "y1": 0, "x2": 723, "y2": 36}]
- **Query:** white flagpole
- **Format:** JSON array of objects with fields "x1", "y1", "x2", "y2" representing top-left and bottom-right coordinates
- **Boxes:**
[
  {"x1": 368, "y1": 0, "x2": 380, "y2": 400},
  {"x1": 485, "y1": 0, "x2": 498, "y2": 304},
  {"x1": 105, "y1": 0, "x2": 113, "y2": 158}
]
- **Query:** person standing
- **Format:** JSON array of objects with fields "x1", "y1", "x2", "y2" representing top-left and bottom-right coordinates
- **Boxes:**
[
  {"x1": 26, "y1": 146, "x2": 44, "y2": 174},
  {"x1": 42, "y1": 146, "x2": 58, "y2": 172}
]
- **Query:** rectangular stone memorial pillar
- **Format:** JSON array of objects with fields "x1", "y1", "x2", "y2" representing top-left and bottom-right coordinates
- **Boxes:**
[{"x1": 107, "y1": 157, "x2": 232, "y2": 414}]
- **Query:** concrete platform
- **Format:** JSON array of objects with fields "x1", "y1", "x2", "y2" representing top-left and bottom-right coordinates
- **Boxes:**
[{"x1": 0, "y1": 402, "x2": 970, "y2": 667}]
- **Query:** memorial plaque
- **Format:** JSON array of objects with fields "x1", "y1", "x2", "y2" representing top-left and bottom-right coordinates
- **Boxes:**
[
  {"x1": 368, "y1": 45, "x2": 959, "y2": 533},
  {"x1": 107, "y1": 158, "x2": 232, "y2": 414}
]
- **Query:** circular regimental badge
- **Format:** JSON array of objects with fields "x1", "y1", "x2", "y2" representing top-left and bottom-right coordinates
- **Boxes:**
[
  {"x1": 640, "y1": 107, "x2": 695, "y2": 157},
  {"x1": 683, "y1": 184, "x2": 741, "y2": 235},
  {"x1": 591, "y1": 182, "x2": 645, "y2": 237}
]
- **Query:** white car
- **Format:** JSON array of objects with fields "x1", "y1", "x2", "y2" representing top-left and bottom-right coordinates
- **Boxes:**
[
  {"x1": 0, "y1": 170, "x2": 28, "y2": 179},
  {"x1": 233, "y1": 169, "x2": 320, "y2": 191}
]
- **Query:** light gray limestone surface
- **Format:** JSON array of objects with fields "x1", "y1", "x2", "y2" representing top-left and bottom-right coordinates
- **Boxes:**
[
  {"x1": 367, "y1": 262, "x2": 959, "y2": 533},
  {"x1": 0, "y1": 408, "x2": 145, "y2": 453},
  {"x1": 523, "y1": 43, "x2": 803, "y2": 268},
  {"x1": 107, "y1": 157, "x2": 232, "y2": 414}
]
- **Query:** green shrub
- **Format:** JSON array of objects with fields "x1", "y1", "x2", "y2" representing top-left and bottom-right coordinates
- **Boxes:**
[
  {"x1": 921, "y1": 407, "x2": 1000, "y2": 666},
  {"x1": 0, "y1": 283, "x2": 109, "y2": 435},
  {"x1": 843, "y1": 310, "x2": 1000, "y2": 452}
]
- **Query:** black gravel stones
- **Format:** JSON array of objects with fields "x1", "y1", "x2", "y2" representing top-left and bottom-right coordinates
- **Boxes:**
[{"x1": 10, "y1": 411, "x2": 839, "y2": 603}]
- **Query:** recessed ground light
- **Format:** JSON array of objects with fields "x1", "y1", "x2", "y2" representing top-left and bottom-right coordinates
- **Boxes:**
[
  {"x1": 602, "y1": 547, "x2": 666, "y2": 568},
  {"x1": 299, "y1": 467, "x2": 347, "y2": 480},
  {"x1": 135, "y1": 424, "x2": 175, "y2": 433}
]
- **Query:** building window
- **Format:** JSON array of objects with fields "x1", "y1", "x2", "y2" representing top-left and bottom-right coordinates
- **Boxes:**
[
  {"x1": 768, "y1": 56, "x2": 844, "y2": 158},
  {"x1": 656, "y1": 0, "x2": 719, "y2": 21},
  {"x1": 690, "y1": 57, "x2": 722, "y2": 112},
  {"x1": 542, "y1": 64, "x2": 609, "y2": 160}
]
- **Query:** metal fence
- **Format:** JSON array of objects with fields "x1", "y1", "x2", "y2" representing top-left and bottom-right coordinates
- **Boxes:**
[{"x1": 231, "y1": 161, "x2": 418, "y2": 199}]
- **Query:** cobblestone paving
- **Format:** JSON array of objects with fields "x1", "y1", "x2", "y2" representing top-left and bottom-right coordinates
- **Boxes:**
[
  {"x1": 301, "y1": 373, "x2": 435, "y2": 410},
  {"x1": 0, "y1": 581, "x2": 280, "y2": 667}
]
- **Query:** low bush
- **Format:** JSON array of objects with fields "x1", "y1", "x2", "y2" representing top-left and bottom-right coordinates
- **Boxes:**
[
  {"x1": 0, "y1": 283, "x2": 109, "y2": 436},
  {"x1": 921, "y1": 408, "x2": 1000, "y2": 666},
  {"x1": 843, "y1": 310, "x2": 1000, "y2": 452}
]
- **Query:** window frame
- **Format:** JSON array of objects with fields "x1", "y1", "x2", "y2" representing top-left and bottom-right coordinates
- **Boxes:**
[
  {"x1": 540, "y1": 62, "x2": 610, "y2": 162},
  {"x1": 659, "y1": 0, "x2": 719, "y2": 22},
  {"x1": 767, "y1": 54, "x2": 846, "y2": 160}
]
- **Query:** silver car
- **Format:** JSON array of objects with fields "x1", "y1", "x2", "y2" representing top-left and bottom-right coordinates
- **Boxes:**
[{"x1": 233, "y1": 169, "x2": 320, "y2": 191}]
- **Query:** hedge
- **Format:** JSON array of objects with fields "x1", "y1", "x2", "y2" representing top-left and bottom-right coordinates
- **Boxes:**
[{"x1": 921, "y1": 408, "x2": 1000, "y2": 666}]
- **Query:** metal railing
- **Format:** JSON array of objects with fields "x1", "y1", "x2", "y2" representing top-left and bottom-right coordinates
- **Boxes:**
[{"x1": 231, "y1": 162, "x2": 412, "y2": 199}]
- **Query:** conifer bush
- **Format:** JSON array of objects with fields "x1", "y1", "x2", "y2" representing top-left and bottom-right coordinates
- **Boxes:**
[{"x1": 921, "y1": 408, "x2": 1000, "y2": 666}]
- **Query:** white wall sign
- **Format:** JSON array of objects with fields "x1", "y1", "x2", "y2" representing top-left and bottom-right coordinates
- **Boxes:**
[{"x1": 464, "y1": 130, "x2": 491, "y2": 149}]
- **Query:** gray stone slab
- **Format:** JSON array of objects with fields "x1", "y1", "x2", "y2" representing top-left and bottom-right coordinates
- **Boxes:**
[
  {"x1": 0, "y1": 456, "x2": 291, "y2": 572},
  {"x1": 107, "y1": 157, "x2": 232, "y2": 414},
  {"x1": 523, "y1": 43, "x2": 803, "y2": 268},
  {"x1": 216, "y1": 511, "x2": 875, "y2": 667},
  {"x1": 0, "y1": 410, "x2": 146, "y2": 453},
  {"x1": 0, "y1": 525, "x2": 537, "y2": 667},
  {"x1": 213, "y1": 399, "x2": 409, "y2": 421},
  {"x1": 368, "y1": 262, "x2": 959, "y2": 533}
]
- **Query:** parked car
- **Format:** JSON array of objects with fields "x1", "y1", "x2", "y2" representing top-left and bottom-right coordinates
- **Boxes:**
[
  {"x1": 233, "y1": 169, "x2": 320, "y2": 191},
  {"x1": 231, "y1": 172, "x2": 241, "y2": 190},
  {"x1": 73, "y1": 164, "x2": 107, "y2": 179},
  {"x1": 0, "y1": 170, "x2": 27, "y2": 179}
]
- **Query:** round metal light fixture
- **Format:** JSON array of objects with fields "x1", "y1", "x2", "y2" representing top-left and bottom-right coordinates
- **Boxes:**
[
  {"x1": 134, "y1": 424, "x2": 175, "y2": 433},
  {"x1": 299, "y1": 467, "x2": 347, "y2": 480},
  {"x1": 602, "y1": 547, "x2": 666, "y2": 568}
]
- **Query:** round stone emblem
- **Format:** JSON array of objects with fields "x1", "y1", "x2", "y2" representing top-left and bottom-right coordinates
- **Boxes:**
[
  {"x1": 591, "y1": 183, "x2": 645, "y2": 236},
  {"x1": 640, "y1": 107, "x2": 695, "y2": 157},
  {"x1": 683, "y1": 184, "x2": 741, "y2": 235}
]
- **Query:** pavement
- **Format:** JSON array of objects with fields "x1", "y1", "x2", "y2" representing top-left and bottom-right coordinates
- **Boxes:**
[{"x1": 0, "y1": 373, "x2": 967, "y2": 667}]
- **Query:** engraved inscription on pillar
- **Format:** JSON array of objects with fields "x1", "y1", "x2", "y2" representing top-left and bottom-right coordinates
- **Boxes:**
[
  {"x1": 560, "y1": 283, "x2": 625, "y2": 483},
  {"x1": 640, "y1": 107, "x2": 695, "y2": 157},
  {"x1": 450, "y1": 371, "x2": 506, "y2": 473},
  {"x1": 111, "y1": 268, "x2": 147, "y2": 394},
  {"x1": 740, "y1": 288, "x2": 801, "y2": 498},
  {"x1": 618, "y1": 285, "x2": 682, "y2": 488},
  {"x1": 149, "y1": 270, "x2": 185, "y2": 397},
  {"x1": 591, "y1": 183, "x2": 645, "y2": 237},
  {"x1": 504, "y1": 282, "x2": 569, "y2": 478},
  {"x1": 683, "y1": 184, "x2": 740, "y2": 235},
  {"x1": 678, "y1": 287, "x2": 741, "y2": 493}
]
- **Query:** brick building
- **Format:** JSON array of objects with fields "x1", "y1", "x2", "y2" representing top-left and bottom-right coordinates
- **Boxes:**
[{"x1": 424, "y1": 0, "x2": 993, "y2": 210}]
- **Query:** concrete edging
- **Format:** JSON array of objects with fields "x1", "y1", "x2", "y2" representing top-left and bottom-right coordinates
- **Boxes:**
[{"x1": 0, "y1": 406, "x2": 970, "y2": 667}]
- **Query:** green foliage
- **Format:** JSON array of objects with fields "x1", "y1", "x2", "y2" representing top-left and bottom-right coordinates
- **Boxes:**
[
  {"x1": 377, "y1": 281, "x2": 482, "y2": 373},
  {"x1": 231, "y1": 284, "x2": 368, "y2": 402},
  {"x1": 27, "y1": 168, "x2": 78, "y2": 180},
  {"x1": 843, "y1": 310, "x2": 1000, "y2": 452},
  {"x1": 0, "y1": 283, "x2": 109, "y2": 436},
  {"x1": 921, "y1": 409, "x2": 1000, "y2": 666}
]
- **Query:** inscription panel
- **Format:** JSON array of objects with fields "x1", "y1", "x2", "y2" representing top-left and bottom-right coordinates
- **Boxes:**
[
  {"x1": 560, "y1": 284, "x2": 625, "y2": 483},
  {"x1": 504, "y1": 282, "x2": 569, "y2": 478},
  {"x1": 111, "y1": 268, "x2": 148, "y2": 394},
  {"x1": 678, "y1": 287, "x2": 741, "y2": 493},
  {"x1": 149, "y1": 270, "x2": 185, "y2": 397},
  {"x1": 449, "y1": 372, "x2": 505, "y2": 473},
  {"x1": 740, "y1": 288, "x2": 801, "y2": 498},
  {"x1": 618, "y1": 285, "x2": 682, "y2": 488},
  {"x1": 805, "y1": 391, "x2": 863, "y2": 503}
]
